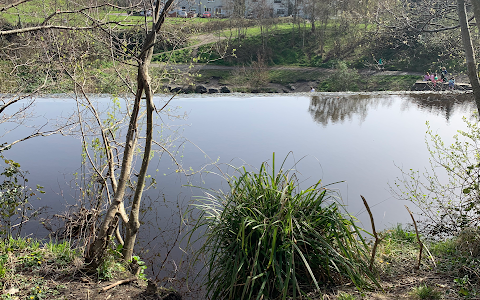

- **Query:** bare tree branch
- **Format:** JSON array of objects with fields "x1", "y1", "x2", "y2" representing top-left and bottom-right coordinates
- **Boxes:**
[
  {"x1": 0, "y1": 0, "x2": 34, "y2": 12},
  {"x1": 0, "y1": 124, "x2": 75, "y2": 152}
]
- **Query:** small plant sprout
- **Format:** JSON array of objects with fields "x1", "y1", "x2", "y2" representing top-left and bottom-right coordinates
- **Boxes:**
[
  {"x1": 337, "y1": 291, "x2": 356, "y2": 300},
  {"x1": 410, "y1": 284, "x2": 441, "y2": 299}
]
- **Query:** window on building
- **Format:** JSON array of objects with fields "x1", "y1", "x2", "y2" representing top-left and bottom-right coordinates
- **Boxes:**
[
  {"x1": 274, "y1": 0, "x2": 281, "y2": 3},
  {"x1": 277, "y1": 8, "x2": 285, "y2": 14},
  {"x1": 214, "y1": 8, "x2": 222, "y2": 14},
  {"x1": 205, "y1": 7, "x2": 212, "y2": 11}
]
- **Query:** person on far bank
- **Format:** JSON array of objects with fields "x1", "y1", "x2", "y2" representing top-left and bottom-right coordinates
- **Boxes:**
[
  {"x1": 310, "y1": 86, "x2": 315, "y2": 92},
  {"x1": 424, "y1": 72, "x2": 431, "y2": 81},
  {"x1": 378, "y1": 58, "x2": 384, "y2": 70},
  {"x1": 449, "y1": 77, "x2": 455, "y2": 90},
  {"x1": 432, "y1": 74, "x2": 439, "y2": 87},
  {"x1": 441, "y1": 67, "x2": 448, "y2": 82}
]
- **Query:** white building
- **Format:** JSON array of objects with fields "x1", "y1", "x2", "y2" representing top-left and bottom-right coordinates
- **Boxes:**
[
  {"x1": 171, "y1": 0, "x2": 302, "y2": 18},
  {"x1": 172, "y1": 0, "x2": 230, "y2": 17},
  {"x1": 244, "y1": 0, "x2": 289, "y2": 18}
]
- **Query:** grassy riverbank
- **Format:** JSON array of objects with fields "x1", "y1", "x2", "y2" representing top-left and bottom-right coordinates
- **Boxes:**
[
  {"x1": 0, "y1": 237, "x2": 183, "y2": 300},
  {"x1": 0, "y1": 60, "x2": 424, "y2": 94},
  {"x1": 2, "y1": 225, "x2": 479, "y2": 299},
  {"x1": 0, "y1": 12, "x2": 467, "y2": 94},
  {"x1": 325, "y1": 225, "x2": 480, "y2": 299}
]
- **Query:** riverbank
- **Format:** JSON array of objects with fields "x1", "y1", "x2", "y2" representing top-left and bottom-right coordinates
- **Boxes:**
[
  {"x1": 159, "y1": 64, "x2": 471, "y2": 94},
  {"x1": 2, "y1": 226, "x2": 479, "y2": 300},
  {"x1": 3, "y1": 60, "x2": 470, "y2": 95}
]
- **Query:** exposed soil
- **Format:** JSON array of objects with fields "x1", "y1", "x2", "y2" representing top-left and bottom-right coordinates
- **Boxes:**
[
  {"x1": 322, "y1": 269, "x2": 469, "y2": 299},
  {"x1": 3, "y1": 272, "x2": 183, "y2": 300},
  {"x1": 4, "y1": 265, "x2": 473, "y2": 300}
]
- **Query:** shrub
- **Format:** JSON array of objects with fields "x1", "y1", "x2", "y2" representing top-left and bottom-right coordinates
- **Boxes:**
[
  {"x1": 393, "y1": 116, "x2": 480, "y2": 237},
  {"x1": 320, "y1": 61, "x2": 360, "y2": 92},
  {"x1": 456, "y1": 227, "x2": 480, "y2": 257},
  {"x1": 192, "y1": 156, "x2": 377, "y2": 300},
  {"x1": 0, "y1": 155, "x2": 44, "y2": 238},
  {"x1": 229, "y1": 54, "x2": 269, "y2": 90}
]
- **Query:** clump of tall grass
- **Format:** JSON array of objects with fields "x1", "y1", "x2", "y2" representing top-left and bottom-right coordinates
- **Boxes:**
[{"x1": 192, "y1": 158, "x2": 378, "y2": 300}]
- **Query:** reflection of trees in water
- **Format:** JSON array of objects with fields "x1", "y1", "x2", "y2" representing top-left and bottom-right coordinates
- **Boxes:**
[
  {"x1": 308, "y1": 94, "x2": 392, "y2": 126},
  {"x1": 400, "y1": 93, "x2": 476, "y2": 121},
  {"x1": 308, "y1": 93, "x2": 476, "y2": 126}
]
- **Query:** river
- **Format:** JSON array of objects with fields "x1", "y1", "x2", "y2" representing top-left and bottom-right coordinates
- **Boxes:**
[{"x1": 1, "y1": 91, "x2": 475, "y2": 288}]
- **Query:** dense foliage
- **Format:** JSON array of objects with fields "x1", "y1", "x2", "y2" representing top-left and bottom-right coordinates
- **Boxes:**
[{"x1": 192, "y1": 158, "x2": 378, "y2": 299}]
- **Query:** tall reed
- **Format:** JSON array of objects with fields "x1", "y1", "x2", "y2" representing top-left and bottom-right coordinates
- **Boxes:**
[{"x1": 191, "y1": 157, "x2": 378, "y2": 299}]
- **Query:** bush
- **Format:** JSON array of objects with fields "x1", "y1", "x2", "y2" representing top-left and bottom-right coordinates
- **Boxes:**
[
  {"x1": 456, "y1": 227, "x2": 480, "y2": 257},
  {"x1": 393, "y1": 116, "x2": 480, "y2": 237},
  {"x1": 191, "y1": 156, "x2": 378, "y2": 300},
  {"x1": 228, "y1": 54, "x2": 269, "y2": 90},
  {"x1": 0, "y1": 155, "x2": 44, "y2": 238},
  {"x1": 320, "y1": 61, "x2": 360, "y2": 92}
]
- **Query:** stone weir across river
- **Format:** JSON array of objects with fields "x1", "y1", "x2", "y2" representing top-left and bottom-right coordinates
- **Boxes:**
[{"x1": 412, "y1": 80, "x2": 472, "y2": 91}]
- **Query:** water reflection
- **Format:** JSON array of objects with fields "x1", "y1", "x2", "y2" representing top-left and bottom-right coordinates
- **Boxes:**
[
  {"x1": 401, "y1": 93, "x2": 476, "y2": 121},
  {"x1": 308, "y1": 93, "x2": 476, "y2": 126},
  {"x1": 308, "y1": 94, "x2": 392, "y2": 126}
]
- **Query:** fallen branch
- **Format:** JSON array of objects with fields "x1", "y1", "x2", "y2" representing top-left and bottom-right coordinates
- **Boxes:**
[
  {"x1": 101, "y1": 277, "x2": 137, "y2": 292},
  {"x1": 361, "y1": 195, "x2": 381, "y2": 271},
  {"x1": 405, "y1": 205, "x2": 423, "y2": 270}
]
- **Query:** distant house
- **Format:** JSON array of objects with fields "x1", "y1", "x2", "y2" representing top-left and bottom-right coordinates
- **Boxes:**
[
  {"x1": 169, "y1": 0, "x2": 302, "y2": 18},
  {"x1": 245, "y1": 0, "x2": 289, "y2": 18},
  {"x1": 171, "y1": 0, "x2": 230, "y2": 17}
]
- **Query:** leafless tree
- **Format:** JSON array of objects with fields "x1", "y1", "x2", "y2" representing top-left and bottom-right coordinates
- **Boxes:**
[{"x1": 0, "y1": 0, "x2": 180, "y2": 268}]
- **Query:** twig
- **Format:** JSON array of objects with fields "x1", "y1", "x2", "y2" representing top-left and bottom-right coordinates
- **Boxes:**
[
  {"x1": 405, "y1": 205, "x2": 423, "y2": 270},
  {"x1": 101, "y1": 277, "x2": 137, "y2": 292},
  {"x1": 361, "y1": 195, "x2": 381, "y2": 271}
]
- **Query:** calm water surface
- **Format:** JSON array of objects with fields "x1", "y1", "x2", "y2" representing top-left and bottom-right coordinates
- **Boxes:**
[{"x1": 2, "y1": 92, "x2": 475, "y2": 280}]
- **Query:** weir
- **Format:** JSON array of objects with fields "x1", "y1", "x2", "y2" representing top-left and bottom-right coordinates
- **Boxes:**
[{"x1": 413, "y1": 80, "x2": 472, "y2": 91}]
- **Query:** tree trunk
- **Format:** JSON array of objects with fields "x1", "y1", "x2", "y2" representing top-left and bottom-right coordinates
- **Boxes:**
[
  {"x1": 471, "y1": 0, "x2": 480, "y2": 31},
  {"x1": 85, "y1": 0, "x2": 174, "y2": 269},
  {"x1": 85, "y1": 85, "x2": 142, "y2": 269},
  {"x1": 457, "y1": 0, "x2": 480, "y2": 111},
  {"x1": 122, "y1": 50, "x2": 155, "y2": 262}
]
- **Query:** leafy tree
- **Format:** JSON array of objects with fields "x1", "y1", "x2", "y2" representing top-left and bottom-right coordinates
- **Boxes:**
[{"x1": 393, "y1": 117, "x2": 480, "y2": 237}]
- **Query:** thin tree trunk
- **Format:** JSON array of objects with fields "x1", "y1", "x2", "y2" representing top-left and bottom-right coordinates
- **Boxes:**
[
  {"x1": 457, "y1": 0, "x2": 480, "y2": 111},
  {"x1": 122, "y1": 51, "x2": 155, "y2": 261},
  {"x1": 86, "y1": 0, "x2": 174, "y2": 269},
  {"x1": 86, "y1": 82, "x2": 142, "y2": 268},
  {"x1": 310, "y1": 1, "x2": 315, "y2": 33},
  {"x1": 471, "y1": 0, "x2": 480, "y2": 31}
]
